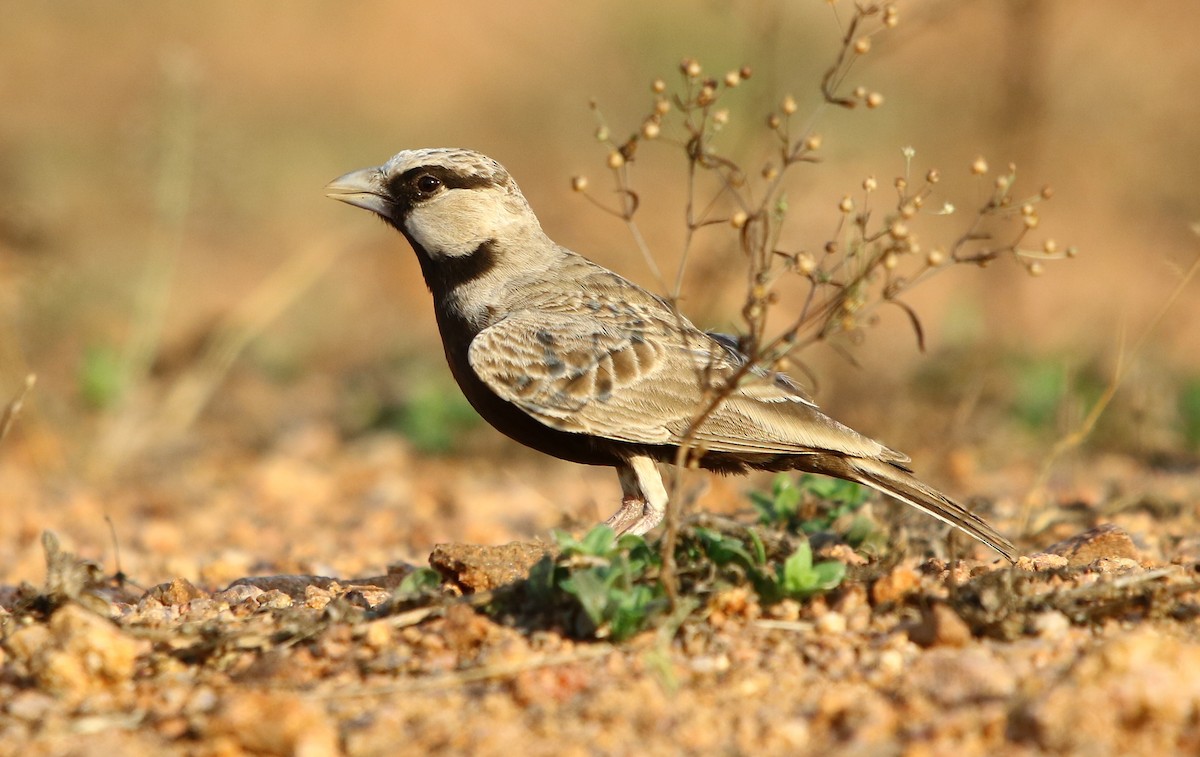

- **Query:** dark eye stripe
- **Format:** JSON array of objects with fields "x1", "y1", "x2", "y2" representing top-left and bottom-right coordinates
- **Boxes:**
[{"x1": 391, "y1": 165, "x2": 497, "y2": 197}]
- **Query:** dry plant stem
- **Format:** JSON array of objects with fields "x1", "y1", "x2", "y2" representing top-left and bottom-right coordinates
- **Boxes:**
[
  {"x1": 0, "y1": 373, "x2": 36, "y2": 444},
  {"x1": 821, "y1": 6, "x2": 868, "y2": 108},
  {"x1": 1018, "y1": 246, "x2": 1200, "y2": 533},
  {"x1": 89, "y1": 57, "x2": 197, "y2": 471},
  {"x1": 599, "y1": 2, "x2": 1055, "y2": 587},
  {"x1": 661, "y1": 139, "x2": 724, "y2": 606},
  {"x1": 156, "y1": 237, "x2": 347, "y2": 438},
  {"x1": 655, "y1": 4, "x2": 891, "y2": 599},
  {"x1": 123, "y1": 56, "x2": 197, "y2": 384}
]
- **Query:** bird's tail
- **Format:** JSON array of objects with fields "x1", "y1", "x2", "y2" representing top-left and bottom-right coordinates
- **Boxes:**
[{"x1": 830, "y1": 457, "x2": 1017, "y2": 563}]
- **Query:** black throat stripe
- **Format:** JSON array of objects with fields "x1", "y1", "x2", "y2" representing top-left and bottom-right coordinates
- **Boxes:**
[{"x1": 407, "y1": 235, "x2": 500, "y2": 295}]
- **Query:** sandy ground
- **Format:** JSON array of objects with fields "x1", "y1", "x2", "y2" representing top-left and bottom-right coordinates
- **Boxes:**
[{"x1": 2, "y1": 402, "x2": 1200, "y2": 755}]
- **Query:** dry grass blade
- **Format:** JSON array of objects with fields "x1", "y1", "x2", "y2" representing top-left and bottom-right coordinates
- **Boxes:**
[
  {"x1": 0, "y1": 372, "x2": 36, "y2": 444},
  {"x1": 154, "y1": 236, "x2": 346, "y2": 439},
  {"x1": 1019, "y1": 244, "x2": 1200, "y2": 533}
]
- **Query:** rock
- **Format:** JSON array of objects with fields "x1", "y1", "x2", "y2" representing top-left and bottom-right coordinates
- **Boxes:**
[
  {"x1": 226, "y1": 574, "x2": 338, "y2": 600},
  {"x1": 146, "y1": 577, "x2": 207, "y2": 606},
  {"x1": 429, "y1": 541, "x2": 550, "y2": 592},
  {"x1": 1039, "y1": 524, "x2": 1141, "y2": 567},
  {"x1": 5, "y1": 604, "x2": 144, "y2": 701},
  {"x1": 871, "y1": 564, "x2": 921, "y2": 605},
  {"x1": 211, "y1": 583, "x2": 265, "y2": 606},
  {"x1": 908, "y1": 603, "x2": 973, "y2": 648}
]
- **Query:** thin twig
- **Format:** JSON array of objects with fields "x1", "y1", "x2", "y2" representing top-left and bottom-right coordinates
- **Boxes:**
[{"x1": 0, "y1": 373, "x2": 36, "y2": 444}]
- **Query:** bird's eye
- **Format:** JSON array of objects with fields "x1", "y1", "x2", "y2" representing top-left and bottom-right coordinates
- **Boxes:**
[{"x1": 416, "y1": 174, "x2": 442, "y2": 194}]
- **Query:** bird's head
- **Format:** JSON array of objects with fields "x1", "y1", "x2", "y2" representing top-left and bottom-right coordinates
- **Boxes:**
[{"x1": 325, "y1": 148, "x2": 542, "y2": 260}]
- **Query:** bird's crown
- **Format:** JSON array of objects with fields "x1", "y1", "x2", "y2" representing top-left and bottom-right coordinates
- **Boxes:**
[{"x1": 380, "y1": 148, "x2": 512, "y2": 190}]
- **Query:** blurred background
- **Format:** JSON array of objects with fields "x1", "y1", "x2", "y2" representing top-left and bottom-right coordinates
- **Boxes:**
[{"x1": 1, "y1": 1, "x2": 1198, "y2": 582}]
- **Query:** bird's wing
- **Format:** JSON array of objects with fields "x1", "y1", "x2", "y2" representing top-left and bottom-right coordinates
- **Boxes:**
[{"x1": 468, "y1": 309, "x2": 902, "y2": 462}]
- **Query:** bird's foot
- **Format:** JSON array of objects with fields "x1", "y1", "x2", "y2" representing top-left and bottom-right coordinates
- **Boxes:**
[{"x1": 604, "y1": 496, "x2": 664, "y2": 536}]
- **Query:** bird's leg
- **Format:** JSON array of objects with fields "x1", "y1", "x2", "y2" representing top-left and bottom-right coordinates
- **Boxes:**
[{"x1": 605, "y1": 456, "x2": 668, "y2": 536}]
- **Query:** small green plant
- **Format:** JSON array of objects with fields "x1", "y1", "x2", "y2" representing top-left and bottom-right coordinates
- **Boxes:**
[
  {"x1": 395, "y1": 567, "x2": 442, "y2": 599},
  {"x1": 1179, "y1": 378, "x2": 1200, "y2": 451},
  {"x1": 79, "y1": 344, "x2": 125, "y2": 409},
  {"x1": 523, "y1": 523, "x2": 847, "y2": 641},
  {"x1": 397, "y1": 382, "x2": 479, "y2": 454},
  {"x1": 689, "y1": 526, "x2": 846, "y2": 602},
  {"x1": 532, "y1": 525, "x2": 668, "y2": 641},
  {"x1": 774, "y1": 542, "x2": 846, "y2": 600},
  {"x1": 751, "y1": 473, "x2": 870, "y2": 534}
]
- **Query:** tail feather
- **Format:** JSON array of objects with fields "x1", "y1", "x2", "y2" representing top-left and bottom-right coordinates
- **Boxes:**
[{"x1": 848, "y1": 458, "x2": 1017, "y2": 562}]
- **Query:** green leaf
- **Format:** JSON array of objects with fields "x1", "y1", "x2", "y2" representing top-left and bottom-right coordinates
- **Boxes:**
[
  {"x1": 559, "y1": 570, "x2": 610, "y2": 627},
  {"x1": 776, "y1": 542, "x2": 845, "y2": 599},
  {"x1": 580, "y1": 524, "x2": 617, "y2": 557},
  {"x1": 696, "y1": 528, "x2": 757, "y2": 570},
  {"x1": 811, "y1": 561, "x2": 847, "y2": 592},
  {"x1": 747, "y1": 528, "x2": 767, "y2": 566},
  {"x1": 395, "y1": 567, "x2": 441, "y2": 597}
]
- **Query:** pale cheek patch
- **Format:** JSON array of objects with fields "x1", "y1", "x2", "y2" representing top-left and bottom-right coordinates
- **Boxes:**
[{"x1": 405, "y1": 187, "x2": 513, "y2": 257}]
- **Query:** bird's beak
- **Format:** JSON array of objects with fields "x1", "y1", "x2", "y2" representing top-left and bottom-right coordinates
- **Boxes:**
[{"x1": 325, "y1": 167, "x2": 389, "y2": 214}]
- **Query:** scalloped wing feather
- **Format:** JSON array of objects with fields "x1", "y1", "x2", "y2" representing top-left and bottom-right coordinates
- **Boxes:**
[{"x1": 467, "y1": 309, "x2": 905, "y2": 463}]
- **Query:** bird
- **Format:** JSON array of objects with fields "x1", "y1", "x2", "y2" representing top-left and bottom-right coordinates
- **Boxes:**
[{"x1": 325, "y1": 148, "x2": 1017, "y2": 563}]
